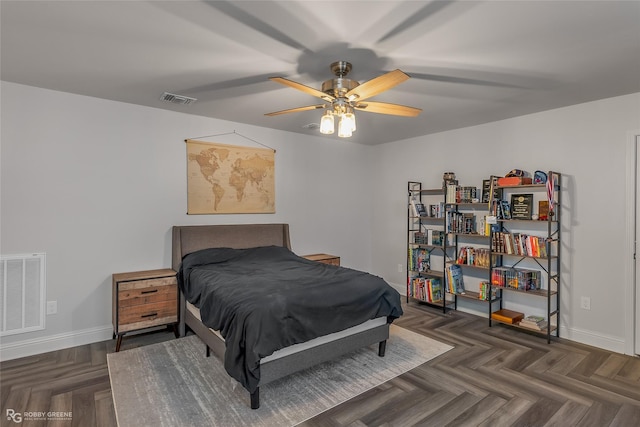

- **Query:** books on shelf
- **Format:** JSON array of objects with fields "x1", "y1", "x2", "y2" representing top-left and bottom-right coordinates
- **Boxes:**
[
  {"x1": 410, "y1": 198, "x2": 428, "y2": 217},
  {"x1": 478, "y1": 281, "x2": 497, "y2": 301},
  {"x1": 409, "y1": 248, "x2": 431, "y2": 272},
  {"x1": 518, "y1": 315, "x2": 548, "y2": 330},
  {"x1": 491, "y1": 266, "x2": 541, "y2": 291},
  {"x1": 445, "y1": 264, "x2": 465, "y2": 294},
  {"x1": 456, "y1": 246, "x2": 492, "y2": 268},
  {"x1": 446, "y1": 185, "x2": 480, "y2": 204},
  {"x1": 414, "y1": 229, "x2": 446, "y2": 246},
  {"x1": 491, "y1": 232, "x2": 548, "y2": 257},
  {"x1": 490, "y1": 199, "x2": 512, "y2": 219},
  {"x1": 432, "y1": 230, "x2": 445, "y2": 246},
  {"x1": 491, "y1": 308, "x2": 524, "y2": 324},
  {"x1": 447, "y1": 211, "x2": 477, "y2": 234},
  {"x1": 482, "y1": 178, "x2": 500, "y2": 204},
  {"x1": 410, "y1": 276, "x2": 443, "y2": 303},
  {"x1": 429, "y1": 202, "x2": 446, "y2": 218}
]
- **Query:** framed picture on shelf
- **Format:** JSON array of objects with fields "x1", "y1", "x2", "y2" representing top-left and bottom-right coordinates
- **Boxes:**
[{"x1": 510, "y1": 194, "x2": 533, "y2": 219}]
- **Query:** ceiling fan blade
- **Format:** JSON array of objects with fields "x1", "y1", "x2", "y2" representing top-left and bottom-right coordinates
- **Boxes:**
[
  {"x1": 346, "y1": 69, "x2": 410, "y2": 101},
  {"x1": 265, "y1": 104, "x2": 326, "y2": 116},
  {"x1": 354, "y1": 101, "x2": 422, "y2": 117},
  {"x1": 270, "y1": 77, "x2": 334, "y2": 101}
]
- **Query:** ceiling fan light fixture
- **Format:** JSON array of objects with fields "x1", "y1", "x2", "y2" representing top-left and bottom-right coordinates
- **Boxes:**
[
  {"x1": 338, "y1": 115, "x2": 353, "y2": 138},
  {"x1": 319, "y1": 110, "x2": 334, "y2": 134},
  {"x1": 343, "y1": 111, "x2": 356, "y2": 132}
]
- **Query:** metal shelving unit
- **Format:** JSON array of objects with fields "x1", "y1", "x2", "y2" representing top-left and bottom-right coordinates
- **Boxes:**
[
  {"x1": 488, "y1": 171, "x2": 562, "y2": 343},
  {"x1": 407, "y1": 172, "x2": 562, "y2": 344},
  {"x1": 406, "y1": 181, "x2": 454, "y2": 313}
]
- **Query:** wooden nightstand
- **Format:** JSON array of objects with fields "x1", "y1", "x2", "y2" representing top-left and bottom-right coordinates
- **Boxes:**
[
  {"x1": 112, "y1": 268, "x2": 179, "y2": 352},
  {"x1": 302, "y1": 253, "x2": 340, "y2": 266}
]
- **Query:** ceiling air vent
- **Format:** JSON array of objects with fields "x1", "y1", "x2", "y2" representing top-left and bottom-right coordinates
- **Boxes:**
[{"x1": 160, "y1": 92, "x2": 197, "y2": 105}]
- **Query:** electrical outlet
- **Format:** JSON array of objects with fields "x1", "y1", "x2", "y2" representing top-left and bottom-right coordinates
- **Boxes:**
[
  {"x1": 398, "y1": 263, "x2": 403, "y2": 273},
  {"x1": 580, "y1": 296, "x2": 591, "y2": 310},
  {"x1": 47, "y1": 300, "x2": 58, "y2": 315}
]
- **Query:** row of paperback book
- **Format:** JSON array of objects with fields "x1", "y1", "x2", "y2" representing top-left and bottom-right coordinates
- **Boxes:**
[
  {"x1": 446, "y1": 211, "x2": 477, "y2": 234},
  {"x1": 445, "y1": 185, "x2": 479, "y2": 204},
  {"x1": 491, "y1": 232, "x2": 548, "y2": 257},
  {"x1": 410, "y1": 198, "x2": 447, "y2": 218},
  {"x1": 456, "y1": 247, "x2": 493, "y2": 268},
  {"x1": 410, "y1": 276, "x2": 443, "y2": 303},
  {"x1": 491, "y1": 266, "x2": 541, "y2": 291},
  {"x1": 414, "y1": 229, "x2": 446, "y2": 246},
  {"x1": 490, "y1": 199, "x2": 512, "y2": 219},
  {"x1": 478, "y1": 281, "x2": 498, "y2": 301},
  {"x1": 429, "y1": 202, "x2": 446, "y2": 218}
]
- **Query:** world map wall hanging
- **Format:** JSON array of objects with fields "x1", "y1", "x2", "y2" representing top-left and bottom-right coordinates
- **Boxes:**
[{"x1": 185, "y1": 139, "x2": 275, "y2": 214}]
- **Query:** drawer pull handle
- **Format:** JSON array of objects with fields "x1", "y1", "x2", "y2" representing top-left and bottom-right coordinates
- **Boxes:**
[
  {"x1": 141, "y1": 289, "x2": 158, "y2": 294},
  {"x1": 141, "y1": 312, "x2": 158, "y2": 318}
]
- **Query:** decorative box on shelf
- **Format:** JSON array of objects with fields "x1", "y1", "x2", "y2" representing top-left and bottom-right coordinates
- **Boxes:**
[
  {"x1": 491, "y1": 308, "x2": 525, "y2": 324},
  {"x1": 497, "y1": 177, "x2": 533, "y2": 186}
]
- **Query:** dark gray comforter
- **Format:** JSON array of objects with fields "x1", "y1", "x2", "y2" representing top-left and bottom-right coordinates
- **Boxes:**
[{"x1": 177, "y1": 245, "x2": 403, "y2": 393}]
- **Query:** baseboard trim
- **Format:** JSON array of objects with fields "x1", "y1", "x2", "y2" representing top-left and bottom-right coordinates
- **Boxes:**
[
  {"x1": 0, "y1": 325, "x2": 113, "y2": 361},
  {"x1": 561, "y1": 326, "x2": 626, "y2": 354}
]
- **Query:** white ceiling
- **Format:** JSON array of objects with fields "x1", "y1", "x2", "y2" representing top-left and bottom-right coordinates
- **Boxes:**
[{"x1": 2, "y1": 1, "x2": 639, "y2": 145}]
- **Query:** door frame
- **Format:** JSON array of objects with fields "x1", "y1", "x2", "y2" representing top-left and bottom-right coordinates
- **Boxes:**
[{"x1": 624, "y1": 130, "x2": 640, "y2": 355}]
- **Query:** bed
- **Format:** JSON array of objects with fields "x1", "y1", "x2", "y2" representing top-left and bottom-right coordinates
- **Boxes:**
[{"x1": 172, "y1": 223, "x2": 403, "y2": 409}]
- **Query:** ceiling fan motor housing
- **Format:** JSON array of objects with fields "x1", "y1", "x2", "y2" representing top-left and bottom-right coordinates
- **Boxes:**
[
  {"x1": 322, "y1": 77, "x2": 359, "y2": 99},
  {"x1": 322, "y1": 61, "x2": 360, "y2": 99}
]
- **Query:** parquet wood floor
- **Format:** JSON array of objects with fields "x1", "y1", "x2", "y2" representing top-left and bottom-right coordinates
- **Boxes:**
[{"x1": 1, "y1": 303, "x2": 639, "y2": 426}]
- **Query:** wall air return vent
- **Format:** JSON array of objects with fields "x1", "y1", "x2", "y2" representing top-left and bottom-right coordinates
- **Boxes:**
[
  {"x1": 1, "y1": 253, "x2": 46, "y2": 336},
  {"x1": 160, "y1": 92, "x2": 197, "y2": 105}
]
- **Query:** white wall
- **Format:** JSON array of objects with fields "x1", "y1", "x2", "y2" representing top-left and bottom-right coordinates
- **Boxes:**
[
  {"x1": 2, "y1": 80, "x2": 639, "y2": 358},
  {"x1": 369, "y1": 92, "x2": 640, "y2": 353},
  {"x1": 0, "y1": 81, "x2": 373, "y2": 359}
]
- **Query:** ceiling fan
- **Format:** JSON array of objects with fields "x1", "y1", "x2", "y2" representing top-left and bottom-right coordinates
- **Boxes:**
[{"x1": 265, "y1": 61, "x2": 422, "y2": 137}]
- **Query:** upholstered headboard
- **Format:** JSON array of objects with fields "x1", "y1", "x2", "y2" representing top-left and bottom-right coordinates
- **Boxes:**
[{"x1": 171, "y1": 224, "x2": 291, "y2": 271}]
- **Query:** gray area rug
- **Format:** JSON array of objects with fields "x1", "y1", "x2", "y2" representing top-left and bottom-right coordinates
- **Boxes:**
[{"x1": 107, "y1": 325, "x2": 452, "y2": 427}]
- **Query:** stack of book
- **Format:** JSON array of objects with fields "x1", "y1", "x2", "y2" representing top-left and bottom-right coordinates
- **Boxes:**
[{"x1": 518, "y1": 315, "x2": 548, "y2": 331}]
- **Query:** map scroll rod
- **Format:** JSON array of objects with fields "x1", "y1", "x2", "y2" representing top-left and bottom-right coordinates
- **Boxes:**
[{"x1": 184, "y1": 130, "x2": 275, "y2": 152}]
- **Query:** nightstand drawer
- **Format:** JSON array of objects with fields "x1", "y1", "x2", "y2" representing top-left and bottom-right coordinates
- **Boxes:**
[
  {"x1": 119, "y1": 283, "x2": 177, "y2": 307},
  {"x1": 118, "y1": 275, "x2": 176, "y2": 291},
  {"x1": 118, "y1": 300, "x2": 178, "y2": 332}
]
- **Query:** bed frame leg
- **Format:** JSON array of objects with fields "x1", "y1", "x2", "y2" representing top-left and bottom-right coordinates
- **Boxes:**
[
  {"x1": 378, "y1": 340, "x2": 386, "y2": 357},
  {"x1": 250, "y1": 388, "x2": 260, "y2": 409},
  {"x1": 206, "y1": 346, "x2": 211, "y2": 358}
]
